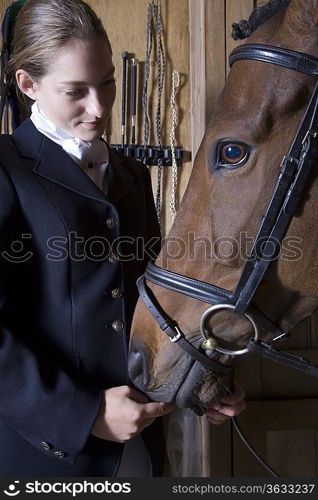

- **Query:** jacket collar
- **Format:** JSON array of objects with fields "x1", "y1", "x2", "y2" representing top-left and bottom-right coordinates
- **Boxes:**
[{"x1": 13, "y1": 119, "x2": 133, "y2": 204}]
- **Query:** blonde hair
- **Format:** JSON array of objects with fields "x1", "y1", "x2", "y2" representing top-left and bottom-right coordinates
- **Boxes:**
[{"x1": 10, "y1": 0, "x2": 111, "y2": 80}]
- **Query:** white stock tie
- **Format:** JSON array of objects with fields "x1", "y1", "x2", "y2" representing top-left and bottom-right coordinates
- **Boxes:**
[{"x1": 30, "y1": 101, "x2": 109, "y2": 190}]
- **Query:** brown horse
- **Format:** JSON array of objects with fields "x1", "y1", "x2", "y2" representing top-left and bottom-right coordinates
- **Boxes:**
[{"x1": 129, "y1": 0, "x2": 318, "y2": 412}]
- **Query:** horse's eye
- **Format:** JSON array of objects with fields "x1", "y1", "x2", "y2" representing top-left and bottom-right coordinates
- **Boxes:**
[{"x1": 217, "y1": 141, "x2": 249, "y2": 168}]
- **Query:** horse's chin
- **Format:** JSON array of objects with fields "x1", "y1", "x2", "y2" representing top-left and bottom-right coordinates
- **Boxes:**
[
  {"x1": 131, "y1": 361, "x2": 226, "y2": 411},
  {"x1": 174, "y1": 361, "x2": 225, "y2": 410}
]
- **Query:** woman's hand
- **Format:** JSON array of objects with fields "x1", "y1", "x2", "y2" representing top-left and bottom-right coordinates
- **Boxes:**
[
  {"x1": 206, "y1": 382, "x2": 246, "y2": 425},
  {"x1": 91, "y1": 385, "x2": 174, "y2": 442}
]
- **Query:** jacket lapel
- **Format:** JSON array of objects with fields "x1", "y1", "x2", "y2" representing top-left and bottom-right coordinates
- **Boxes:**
[{"x1": 13, "y1": 119, "x2": 135, "y2": 205}]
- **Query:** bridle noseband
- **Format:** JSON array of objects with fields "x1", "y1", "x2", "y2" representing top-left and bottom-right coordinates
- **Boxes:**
[{"x1": 137, "y1": 43, "x2": 318, "y2": 380}]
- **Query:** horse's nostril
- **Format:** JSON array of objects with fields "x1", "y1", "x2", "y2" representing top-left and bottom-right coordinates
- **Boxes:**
[
  {"x1": 128, "y1": 342, "x2": 150, "y2": 388},
  {"x1": 191, "y1": 403, "x2": 205, "y2": 416},
  {"x1": 128, "y1": 350, "x2": 143, "y2": 378}
]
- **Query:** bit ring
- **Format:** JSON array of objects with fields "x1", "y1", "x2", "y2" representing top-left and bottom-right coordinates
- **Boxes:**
[{"x1": 200, "y1": 303, "x2": 259, "y2": 356}]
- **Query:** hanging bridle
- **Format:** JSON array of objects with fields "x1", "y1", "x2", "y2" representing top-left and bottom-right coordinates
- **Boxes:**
[{"x1": 137, "y1": 43, "x2": 318, "y2": 378}]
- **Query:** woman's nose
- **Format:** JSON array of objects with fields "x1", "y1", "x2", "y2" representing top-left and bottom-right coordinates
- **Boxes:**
[{"x1": 86, "y1": 91, "x2": 105, "y2": 118}]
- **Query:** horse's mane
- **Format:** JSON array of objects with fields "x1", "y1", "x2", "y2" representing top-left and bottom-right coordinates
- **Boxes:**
[{"x1": 232, "y1": 0, "x2": 292, "y2": 40}]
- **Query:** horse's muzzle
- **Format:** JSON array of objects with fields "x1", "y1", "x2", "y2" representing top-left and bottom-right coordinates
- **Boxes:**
[{"x1": 128, "y1": 338, "x2": 228, "y2": 410}]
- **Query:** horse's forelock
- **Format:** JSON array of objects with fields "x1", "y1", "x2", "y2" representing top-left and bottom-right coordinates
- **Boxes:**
[{"x1": 232, "y1": 0, "x2": 292, "y2": 40}]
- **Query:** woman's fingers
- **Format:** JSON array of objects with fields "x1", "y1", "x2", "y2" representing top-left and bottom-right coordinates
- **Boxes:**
[
  {"x1": 220, "y1": 381, "x2": 246, "y2": 405},
  {"x1": 206, "y1": 409, "x2": 231, "y2": 425},
  {"x1": 206, "y1": 381, "x2": 246, "y2": 425}
]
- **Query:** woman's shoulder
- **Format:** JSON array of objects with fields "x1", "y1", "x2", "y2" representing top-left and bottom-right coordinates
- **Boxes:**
[
  {"x1": 0, "y1": 119, "x2": 41, "y2": 162},
  {"x1": 0, "y1": 134, "x2": 19, "y2": 167},
  {"x1": 0, "y1": 133, "x2": 15, "y2": 147},
  {"x1": 0, "y1": 142, "x2": 19, "y2": 214}
]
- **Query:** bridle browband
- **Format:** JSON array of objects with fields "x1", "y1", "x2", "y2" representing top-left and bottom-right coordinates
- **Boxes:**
[
  {"x1": 229, "y1": 43, "x2": 318, "y2": 76},
  {"x1": 137, "y1": 43, "x2": 318, "y2": 381}
]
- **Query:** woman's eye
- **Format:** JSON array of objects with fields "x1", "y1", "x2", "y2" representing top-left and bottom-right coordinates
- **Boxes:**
[
  {"x1": 217, "y1": 141, "x2": 249, "y2": 168},
  {"x1": 65, "y1": 89, "x2": 85, "y2": 97}
]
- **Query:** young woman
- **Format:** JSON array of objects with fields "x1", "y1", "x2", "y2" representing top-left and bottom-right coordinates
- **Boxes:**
[{"x1": 0, "y1": 0, "x2": 245, "y2": 477}]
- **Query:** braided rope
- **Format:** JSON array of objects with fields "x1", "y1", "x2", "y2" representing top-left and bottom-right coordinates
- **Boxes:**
[
  {"x1": 169, "y1": 70, "x2": 180, "y2": 222},
  {"x1": 142, "y1": 3, "x2": 153, "y2": 150},
  {"x1": 152, "y1": 0, "x2": 165, "y2": 223}
]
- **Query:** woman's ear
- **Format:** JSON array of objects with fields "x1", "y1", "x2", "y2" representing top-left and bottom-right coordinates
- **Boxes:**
[{"x1": 15, "y1": 70, "x2": 38, "y2": 100}]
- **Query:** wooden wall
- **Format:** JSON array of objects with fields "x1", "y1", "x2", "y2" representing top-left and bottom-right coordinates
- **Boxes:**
[{"x1": 85, "y1": 0, "x2": 192, "y2": 234}]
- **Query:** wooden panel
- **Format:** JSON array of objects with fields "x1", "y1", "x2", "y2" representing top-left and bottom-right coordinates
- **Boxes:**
[
  {"x1": 235, "y1": 313, "x2": 318, "y2": 399},
  {"x1": 189, "y1": 0, "x2": 227, "y2": 171},
  {"x1": 233, "y1": 399, "x2": 318, "y2": 477},
  {"x1": 205, "y1": 0, "x2": 226, "y2": 123},
  {"x1": 86, "y1": 0, "x2": 191, "y2": 235},
  {"x1": 225, "y1": 0, "x2": 254, "y2": 73},
  {"x1": 206, "y1": 420, "x2": 233, "y2": 476},
  {"x1": 0, "y1": 0, "x2": 11, "y2": 13},
  {"x1": 236, "y1": 350, "x2": 318, "y2": 399},
  {"x1": 189, "y1": 0, "x2": 206, "y2": 161},
  {"x1": 87, "y1": 0, "x2": 190, "y2": 148},
  {"x1": 267, "y1": 429, "x2": 318, "y2": 477}
]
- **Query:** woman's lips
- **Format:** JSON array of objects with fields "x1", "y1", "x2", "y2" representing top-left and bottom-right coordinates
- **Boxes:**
[{"x1": 81, "y1": 121, "x2": 100, "y2": 129}]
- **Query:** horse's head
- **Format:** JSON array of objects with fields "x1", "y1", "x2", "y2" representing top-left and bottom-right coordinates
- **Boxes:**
[{"x1": 129, "y1": 0, "x2": 318, "y2": 412}]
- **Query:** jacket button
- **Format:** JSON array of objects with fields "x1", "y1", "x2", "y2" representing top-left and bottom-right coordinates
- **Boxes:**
[
  {"x1": 54, "y1": 450, "x2": 65, "y2": 458},
  {"x1": 106, "y1": 217, "x2": 118, "y2": 229},
  {"x1": 112, "y1": 320, "x2": 124, "y2": 331},
  {"x1": 111, "y1": 288, "x2": 122, "y2": 299},
  {"x1": 41, "y1": 441, "x2": 52, "y2": 451},
  {"x1": 109, "y1": 253, "x2": 119, "y2": 264}
]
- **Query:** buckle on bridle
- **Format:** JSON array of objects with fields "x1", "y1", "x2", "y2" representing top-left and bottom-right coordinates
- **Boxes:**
[{"x1": 169, "y1": 326, "x2": 182, "y2": 343}]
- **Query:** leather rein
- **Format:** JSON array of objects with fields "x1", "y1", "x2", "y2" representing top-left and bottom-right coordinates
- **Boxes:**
[{"x1": 137, "y1": 43, "x2": 318, "y2": 380}]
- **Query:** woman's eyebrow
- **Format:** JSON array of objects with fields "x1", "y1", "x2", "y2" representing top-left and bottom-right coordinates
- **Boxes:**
[
  {"x1": 58, "y1": 80, "x2": 87, "y2": 85},
  {"x1": 58, "y1": 69, "x2": 115, "y2": 86}
]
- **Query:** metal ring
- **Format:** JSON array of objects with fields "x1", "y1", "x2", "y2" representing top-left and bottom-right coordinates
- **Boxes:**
[{"x1": 200, "y1": 303, "x2": 259, "y2": 356}]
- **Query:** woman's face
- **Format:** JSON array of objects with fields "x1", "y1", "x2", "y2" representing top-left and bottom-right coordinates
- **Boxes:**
[{"x1": 30, "y1": 37, "x2": 116, "y2": 141}]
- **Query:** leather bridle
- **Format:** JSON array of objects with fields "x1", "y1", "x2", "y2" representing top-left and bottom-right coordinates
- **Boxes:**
[{"x1": 137, "y1": 43, "x2": 318, "y2": 379}]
